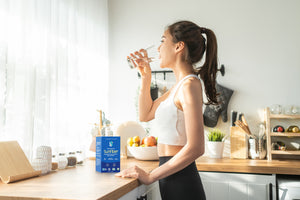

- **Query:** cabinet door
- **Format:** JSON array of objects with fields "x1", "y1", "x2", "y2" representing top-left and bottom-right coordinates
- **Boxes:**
[
  {"x1": 146, "y1": 181, "x2": 162, "y2": 200},
  {"x1": 199, "y1": 172, "x2": 276, "y2": 200},
  {"x1": 118, "y1": 184, "x2": 146, "y2": 200},
  {"x1": 118, "y1": 182, "x2": 161, "y2": 200}
]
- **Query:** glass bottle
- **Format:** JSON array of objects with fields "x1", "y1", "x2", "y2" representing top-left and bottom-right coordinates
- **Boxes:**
[{"x1": 101, "y1": 123, "x2": 113, "y2": 136}]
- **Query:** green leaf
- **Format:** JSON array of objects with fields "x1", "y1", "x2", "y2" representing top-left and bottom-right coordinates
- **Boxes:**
[{"x1": 207, "y1": 128, "x2": 226, "y2": 142}]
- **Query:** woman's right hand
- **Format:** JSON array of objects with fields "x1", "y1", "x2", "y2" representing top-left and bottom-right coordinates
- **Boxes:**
[{"x1": 127, "y1": 49, "x2": 152, "y2": 77}]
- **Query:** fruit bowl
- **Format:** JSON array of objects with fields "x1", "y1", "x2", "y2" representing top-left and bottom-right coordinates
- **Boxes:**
[{"x1": 127, "y1": 146, "x2": 159, "y2": 160}]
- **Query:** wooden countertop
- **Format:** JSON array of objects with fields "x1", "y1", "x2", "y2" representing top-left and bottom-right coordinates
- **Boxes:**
[
  {"x1": 0, "y1": 158, "x2": 158, "y2": 200},
  {"x1": 0, "y1": 157, "x2": 299, "y2": 200},
  {"x1": 196, "y1": 157, "x2": 300, "y2": 175}
]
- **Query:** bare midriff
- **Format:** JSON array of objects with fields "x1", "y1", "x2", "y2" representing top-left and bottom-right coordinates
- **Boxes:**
[{"x1": 158, "y1": 143, "x2": 183, "y2": 157}]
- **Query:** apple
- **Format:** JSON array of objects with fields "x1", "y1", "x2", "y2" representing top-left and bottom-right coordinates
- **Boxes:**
[{"x1": 144, "y1": 136, "x2": 157, "y2": 146}]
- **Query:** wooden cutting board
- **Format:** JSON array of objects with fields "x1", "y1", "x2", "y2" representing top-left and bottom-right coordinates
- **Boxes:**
[
  {"x1": 0, "y1": 141, "x2": 41, "y2": 183},
  {"x1": 114, "y1": 121, "x2": 147, "y2": 158}
]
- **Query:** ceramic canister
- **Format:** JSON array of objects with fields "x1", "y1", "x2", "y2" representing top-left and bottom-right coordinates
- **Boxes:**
[{"x1": 36, "y1": 146, "x2": 52, "y2": 173}]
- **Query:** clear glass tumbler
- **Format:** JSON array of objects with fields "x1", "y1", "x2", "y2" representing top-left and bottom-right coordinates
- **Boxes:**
[
  {"x1": 270, "y1": 104, "x2": 282, "y2": 114},
  {"x1": 127, "y1": 45, "x2": 159, "y2": 69}
]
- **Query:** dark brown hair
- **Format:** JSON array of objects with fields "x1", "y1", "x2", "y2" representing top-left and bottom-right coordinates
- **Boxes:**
[{"x1": 168, "y1": 21, "x2": 218, "y2": 105}]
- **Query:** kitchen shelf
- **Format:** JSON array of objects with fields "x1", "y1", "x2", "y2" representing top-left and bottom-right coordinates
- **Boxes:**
[
  {"x1": 270, "y1": 114, "x2": 300, "y2": 119},
  {"x1": 271, "y1": 150, "x2": 300, "y2": 155},
  {"x1": 265, "y1": 107, "x2": 300, "y2": 161},
  {"x1": 270, "y1": 132, "x2": 300, "y2": 137}
]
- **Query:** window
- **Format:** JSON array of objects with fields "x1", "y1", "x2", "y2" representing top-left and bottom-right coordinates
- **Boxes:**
[{"x1": 0, "y1": 0, "x2": 109, "y2": 159}]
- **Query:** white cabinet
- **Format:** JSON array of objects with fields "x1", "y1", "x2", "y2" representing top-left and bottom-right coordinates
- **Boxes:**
[
  {"x1": 118, "y1": 185, "x2": 144, "y2": 200},
  {"x1": 119, "y1": 172, "x2": 277, "y2": 200},
  {"x1": 145, "y1": 181, "x2": 161, "y2": 200},
  {"x1": 199, "y1": 172, "x2": 276, "y2": 200},
  {"x1": 118, "y1": 181, "x2": 161, "y2": 200}
]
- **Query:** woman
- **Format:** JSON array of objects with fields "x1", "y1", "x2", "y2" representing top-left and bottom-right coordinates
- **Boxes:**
[{"x1": 116, "y1": 20, "x2": 218, "y2": 200}]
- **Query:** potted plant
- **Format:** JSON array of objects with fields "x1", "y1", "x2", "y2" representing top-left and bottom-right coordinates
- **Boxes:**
[{"x1": 207, "y1": 128, "x2": 227, "y2": 158}]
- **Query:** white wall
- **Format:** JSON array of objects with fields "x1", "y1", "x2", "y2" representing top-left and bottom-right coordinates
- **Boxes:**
[{"x1": 107, "y1": 0, "x2": 300, "y2": 138}]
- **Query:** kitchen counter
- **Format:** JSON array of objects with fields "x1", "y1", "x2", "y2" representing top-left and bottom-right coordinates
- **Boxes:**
[
  {"x1": 0, "y1": 158, "x2": 158, "y2": 200},
  {"x1": 196, "y1": 157, "x2": 300, "y2": 175},
  {"x1": 0, "y1": 157, "x2": 300, "y2": 200}
]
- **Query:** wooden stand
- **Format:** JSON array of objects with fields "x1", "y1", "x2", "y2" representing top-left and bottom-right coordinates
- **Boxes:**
[
  {"x1": 0, "y1": 141, "x2": 41, "y2": 184},
  {"x1": 230, "y1": 126, "x2": 248, "y2": 159},
  {"x1": 265, "y1": 107, "x2": 300, "y2": 161}
]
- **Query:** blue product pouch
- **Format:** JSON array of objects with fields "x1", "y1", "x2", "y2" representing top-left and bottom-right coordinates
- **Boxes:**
[{"x1": 96, "y1": 136, "x2": 120, "y2": 173}]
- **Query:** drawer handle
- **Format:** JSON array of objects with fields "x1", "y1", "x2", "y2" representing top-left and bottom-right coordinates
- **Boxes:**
[
  {"x1": 269, "y1": 183, "x2": 273, "y2": 200},
  {"x1": 137, "y1": 195, "x2": 147, "y2": 200}
]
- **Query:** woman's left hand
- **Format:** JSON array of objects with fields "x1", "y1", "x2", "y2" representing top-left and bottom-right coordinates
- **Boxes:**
[{"x1": 115, "y1": 166, "x2": 154, "y2": 185}]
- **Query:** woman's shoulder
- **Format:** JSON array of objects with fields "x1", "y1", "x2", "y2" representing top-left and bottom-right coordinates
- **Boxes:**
[
  {"x1": 177, "y1": 76, "x2": 203, "y2": 103},
  {"x1": 181, "y1": 76, "x2": 202, "y2": 92}
]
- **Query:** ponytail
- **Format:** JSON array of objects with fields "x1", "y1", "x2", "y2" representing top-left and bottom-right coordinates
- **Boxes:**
[
  {"x1": 197, "y1": 28, "x2": 218, "y2": 105},
  {"x1": 168, "y1": 21, "x2": 219, "y2": 105}
]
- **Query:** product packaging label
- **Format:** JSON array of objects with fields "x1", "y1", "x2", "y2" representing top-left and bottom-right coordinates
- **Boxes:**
[{"x1": 96, "y1": 136, "x2": 120, "y2": 173}]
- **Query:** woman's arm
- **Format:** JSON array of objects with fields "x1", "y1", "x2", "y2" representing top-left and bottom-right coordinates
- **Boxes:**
[
  {"x1": 130, "y1": 49, "x2": 171, "y2": 122},
  {"x1": 116, "y1": 78, "x2": 205, "y2": 184},
  {"x1": 139, "y1": 80, "x2": 171, "y2": 122}
]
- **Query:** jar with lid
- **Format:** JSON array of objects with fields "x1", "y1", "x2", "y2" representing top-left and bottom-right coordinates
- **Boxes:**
[
  {"x1": 57, "y1": 153, "x2": 68, "y2": 169},
  {"x1": 51, "y1": 155, "x2": 58, "y2": 170},
  {"x1": 76, "y1": 150, "x2": 84, "y2": 165},
  {"x1": 67, "y1": 152, "x2": 77, "y2": 167}
]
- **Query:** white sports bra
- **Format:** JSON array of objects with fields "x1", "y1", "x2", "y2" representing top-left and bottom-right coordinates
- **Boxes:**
[{"x1": 152, "y1": 74, "x2": 200, "y2": 146}]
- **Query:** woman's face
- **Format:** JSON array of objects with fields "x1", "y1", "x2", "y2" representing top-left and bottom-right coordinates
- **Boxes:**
[{"x1": 158, "y1": 29, "x2": 177, "y2": 69}]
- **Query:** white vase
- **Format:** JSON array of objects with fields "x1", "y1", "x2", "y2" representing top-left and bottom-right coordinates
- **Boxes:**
[{"x1": 207, "y1": 141, "x2": 224, "y2": 158}]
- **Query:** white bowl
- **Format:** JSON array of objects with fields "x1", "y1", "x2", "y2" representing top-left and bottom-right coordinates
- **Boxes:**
[{"x1": 127, "y1": 146, "x2": 159, "y2": 160}]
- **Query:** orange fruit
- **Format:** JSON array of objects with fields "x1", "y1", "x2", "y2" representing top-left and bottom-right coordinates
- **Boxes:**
[{"x1": 133, "y1": 136, "x2": 140, "y2": 143}]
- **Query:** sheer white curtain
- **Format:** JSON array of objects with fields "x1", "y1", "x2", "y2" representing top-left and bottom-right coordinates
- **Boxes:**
[{"x1": 0, "y1": 0, "x2": 109, "y2": 159}]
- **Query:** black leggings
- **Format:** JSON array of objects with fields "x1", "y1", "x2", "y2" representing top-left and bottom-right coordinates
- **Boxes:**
[{"x1": 159, "y1": 156, "x2": 206, "y2": 200}]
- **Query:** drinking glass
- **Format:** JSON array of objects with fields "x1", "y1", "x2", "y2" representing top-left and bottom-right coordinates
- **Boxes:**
[
  {"x1": 284, "y1": 105, "x2": 293, "y2": 115},
  {"x1": 292, "y1": 106, "x2": 299, "y2": 115},
  {"x1": 127, "y1": 45, "x2": 159, "y2": 69},
  {"x1": 270, "y1": 104, "x2": 282, "y2": 114}
]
